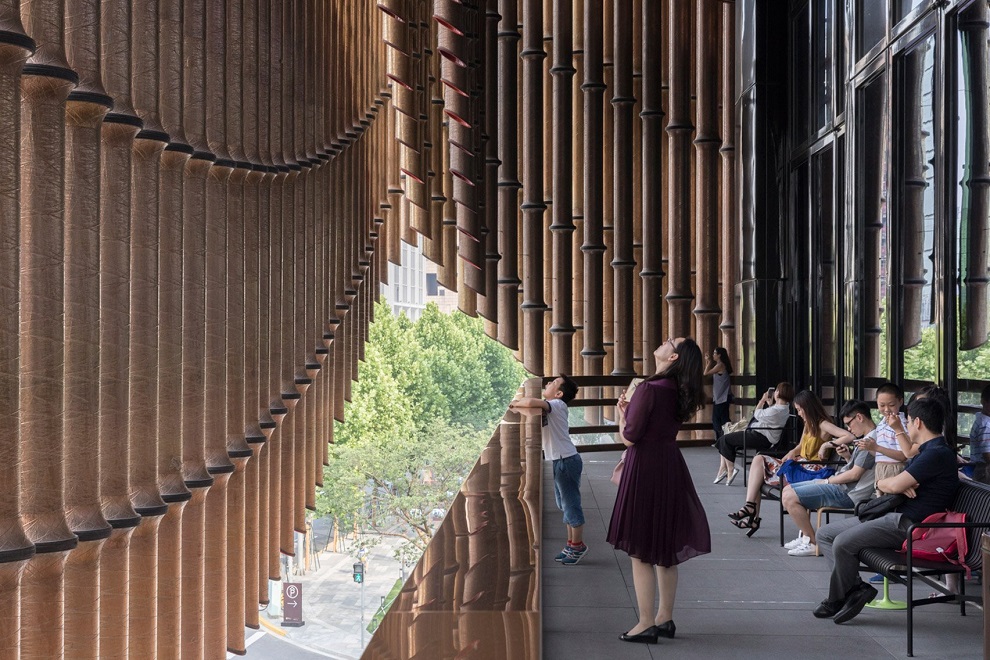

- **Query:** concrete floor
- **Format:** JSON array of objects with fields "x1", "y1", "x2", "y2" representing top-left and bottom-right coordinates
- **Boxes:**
[{"x1": 542, "y1": 447, "x2": 984, "y2": 660}]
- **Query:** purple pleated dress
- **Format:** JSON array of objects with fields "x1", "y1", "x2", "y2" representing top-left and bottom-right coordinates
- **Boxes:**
[{"x1": 606, "y1": 377, "x2": 712, "y2": 566}]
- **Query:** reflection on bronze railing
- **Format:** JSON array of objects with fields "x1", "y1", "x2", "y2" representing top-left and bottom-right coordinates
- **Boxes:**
[{"x1": 363, "y1": 380, "x2": 543, "y2": 660}]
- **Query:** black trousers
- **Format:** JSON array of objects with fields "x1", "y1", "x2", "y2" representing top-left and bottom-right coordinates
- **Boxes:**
[
  {"x1": 712, "y1": 401, "x2": 731, "y2": 438},
  {"x1": 715, "y1": 429, "x2": 773, "y2": 462}
]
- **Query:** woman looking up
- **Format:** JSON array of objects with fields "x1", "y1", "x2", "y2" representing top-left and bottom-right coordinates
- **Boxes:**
[
  {"x1": 705, "y1": 347, "x2": 733, "y2": 440},
  {"x1": 607, "y1": 337, "x2": 710, "y2": 645}
]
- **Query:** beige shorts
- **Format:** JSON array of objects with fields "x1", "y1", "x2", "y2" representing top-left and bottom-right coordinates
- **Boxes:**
[{"x1": 874, "y1": 461, "x2": 906, "y2": 497}]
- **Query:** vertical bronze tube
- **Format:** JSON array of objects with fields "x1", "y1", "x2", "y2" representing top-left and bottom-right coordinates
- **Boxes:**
[
  {"x1": 665, "y1": 0, "x2": 693, "y2": 337},
  {"x1": 497, "y1": 0, "x2": 521, "y2": 350},
  {"x1": 900, "y1": 41, "x2": 929, "y2": 351},
  {"x1": 611, "y1": 0, "x2": 634, "y2": 377},
  {"x1": 693, "y1": 0, "x2": 720, "y2": 353},
  {"x1": 156, "y1": 2, "x2": 194, "y2": 655},
  {"x1": 278, "y1": 0, "x2": 299, "y2": 562},
  {"x1": 639, "y1": 0, "x2": 662, "y2": 372},
  {"x1": 571, "y1": 0, "x2": 585, "y2": 375},
  {"x1": 227, "y1": 158, "x2": 254, "y2": 650},
  {"x1": 203, "y1": 0, "x2": 235, "y2": 654},
  {"x1": 18, "y1": 1, "x2": 77, "y2": 657},
  {"x1": 630, "y1": 0, "x2": 643, "y2": 373},
  {"x1": 180, "y1": 0, "x2": 215, "y2": 656},
  {"x1": 62, "y1": 1, "x2": 110, "y2": 657},
  {"x1": 521, "y1": 0, "x2": 546, "y2": 374},
  {"x1": 99, "y1": 0, "x2": 144, "y2": 656},
  {"x1": 551, "y1": 0, "x2": 576, "y2": 370},
  {"x1": 128, "y1": 0, "x2": 171, "y2": 655},
  {"x1": 601, "y1": 0, "x2": 615, "y2": 375},
  {"x1": 960, "y1": 6, "x2": 990, "y2": 350},
  {"x1": 582, "y1": 0, "x2": 606, "y2": 376},
  {"x1": 720, "y1": 1, "x2": 737, "y2": 351},
  {"x1": 0, "y1": 10, "x2": 34, "y2": 658},
  {"x1": 479, "y1": 0, "x2": 500, "y2": 326}
]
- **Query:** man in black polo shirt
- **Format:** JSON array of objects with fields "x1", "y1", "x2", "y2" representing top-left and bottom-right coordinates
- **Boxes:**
[{"x1": 813, "y1": 397, "x2": 959, "y2": 624}]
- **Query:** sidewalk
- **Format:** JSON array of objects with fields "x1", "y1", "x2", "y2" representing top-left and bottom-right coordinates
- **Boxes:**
[{"x1": 258, "y1": 529, "x2": 410, "y2": 659}]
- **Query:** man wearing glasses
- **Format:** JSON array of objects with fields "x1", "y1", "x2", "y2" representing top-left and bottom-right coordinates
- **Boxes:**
[{"x1": 780, "y1": 400, "x2": 877, "y2": 557}]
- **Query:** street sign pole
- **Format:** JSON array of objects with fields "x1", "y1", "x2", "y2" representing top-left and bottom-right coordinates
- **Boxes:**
[{"x1": 360, "y1": 576, "x2": 365, "y2": 647}]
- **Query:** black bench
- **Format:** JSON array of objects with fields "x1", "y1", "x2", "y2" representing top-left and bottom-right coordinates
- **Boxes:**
[{"x1": 858, "y1": 479, "x2": 990, "y2": 657}]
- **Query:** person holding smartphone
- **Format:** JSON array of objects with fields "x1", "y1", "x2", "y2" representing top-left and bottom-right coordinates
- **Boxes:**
[{"x1": 713, "y1": 382, "x2": 794, "y2": 485}]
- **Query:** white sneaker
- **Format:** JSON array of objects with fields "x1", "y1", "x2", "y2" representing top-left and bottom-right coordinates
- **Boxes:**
[
  {"x1": 788, "y1": 542, "x2": 818, "y2": 557},
  {"x1": 784, "y1": 533, "x2": 809, "y2": 550}
]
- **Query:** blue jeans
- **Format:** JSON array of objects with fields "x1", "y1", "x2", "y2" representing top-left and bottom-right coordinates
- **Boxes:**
[
  {"x1": 790, "y1": 481, "x2": 855, "y2": 510},
  {"x1": 553, "y1": 454, "x2": 585, "y2": 527}
]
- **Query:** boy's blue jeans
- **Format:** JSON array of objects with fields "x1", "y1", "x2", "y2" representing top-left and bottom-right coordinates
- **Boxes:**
[{"x1": 553, "y1": 454, "x2": 585, "y2": 527}]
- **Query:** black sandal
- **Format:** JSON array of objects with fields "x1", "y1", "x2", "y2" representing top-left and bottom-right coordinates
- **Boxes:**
[
  {"x1": 732, "y1": 516, "x2": 762, "y2": 537},
  {"x1": 728, "y1": 501, "x2": 756, "y2": 521}
]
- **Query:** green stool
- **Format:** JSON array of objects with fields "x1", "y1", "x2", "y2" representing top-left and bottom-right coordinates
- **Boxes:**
[{"x1": 865, "y1": 576, "x2": 906, "y2": 610}]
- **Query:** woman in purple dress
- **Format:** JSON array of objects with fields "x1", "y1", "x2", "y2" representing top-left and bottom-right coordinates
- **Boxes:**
[{"x1": 607, "y1": 337, "x2": 710, "y2": 644}]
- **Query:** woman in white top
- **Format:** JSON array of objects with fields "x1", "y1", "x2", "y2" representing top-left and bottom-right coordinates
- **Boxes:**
[
  {"x1": 713, "y1": 382, "x2": 795, "y2": 485},
  {"x1": 705, "y1": 347, "x2": 733, "y2": 440}
]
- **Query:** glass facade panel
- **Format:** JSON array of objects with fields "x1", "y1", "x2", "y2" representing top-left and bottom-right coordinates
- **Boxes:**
[
  {"x1": 894, "y1": 0, "x2": 928, "y2": 25},
  {"x1": 857, "y1": 0, "x2": 888, "y2": 60},
  {"x1": 815, "y1": 0, "x2": 832, "y2": 129},
  {"x1": 895, "y1": 33, "x2": 938, "y2": 383},
  {"x1": 856, "y1": 71, "x2": 890, "y2": 379},
  {"x1": 955, "y1": 1, "x2": 990, "y2": 437},
  {"x1": 793, "y1": 1, "x2": 812, "y2": 141},
  {"x1": 813, "y1": 149, "x2": 837, "y2": 392}
]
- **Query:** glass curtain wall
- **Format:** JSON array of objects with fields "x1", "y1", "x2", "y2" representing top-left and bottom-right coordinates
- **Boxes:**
[
  {"x1": 789, "y1": 0, "x2": 990, "y2": 439},
  {"x1": 953, "y1": 1, "x2": 990, "y2": 439}
]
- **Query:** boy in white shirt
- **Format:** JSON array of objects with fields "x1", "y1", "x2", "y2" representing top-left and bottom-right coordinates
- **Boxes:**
[{"x1": 510, "y1": 375, "x2": 587, "y2": 564}]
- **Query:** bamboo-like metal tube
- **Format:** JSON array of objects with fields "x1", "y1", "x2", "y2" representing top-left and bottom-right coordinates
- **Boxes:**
[
  {"x1": 665, "y1": 0, "x2": 693, "y2": 337},
  {"x1": 900, "y1": 40, "x2": 929, "y2": 351},
  {"x1": 479, "y1": 0, "x2": 500, "y2": 325},
  {"x1": 630, "y1": 0, "x2": 643, "y2": 374},
  {"x1": 0, "y1": 26, "x2": 35, "y2": 658},
  {"x1": 720, "y1": 1, "x2": 737, "y2": 352},
  {"x1": 156, "y1": 3, "x2": 192, "y2": 653},
  {"x1": 570, "y1": 0, "x2": 585, "y2": 374},
  {"x1": 959, "y1": 6, "x2": 990, "y2": 350},
  {"x1": 496, "y1": 0, "x2": 521, "y2": 350},
  {"x1": 601, "y1": 0, "x2": 615, "y2": 375},
  {"x1": 639, "y1": 0, "x2": 662, "y2": 372},
  {"x1": 128, "y1": 2, "x2": 171, "y2": 656},
  {"x1": 521, "y1": 0, "x2": 546, "y2": 375},
  {"x1": 64, "y1": 2, "x2": 112, "y2": 658},
  {"x1": 203, "y1": 1, "x2": 236, "y2": 654},
  {"x1": 693, "y1": 0, "x2": 720, "y2": 354},
  {"x1": 278, "y1": 1, "x2": 300, "y2": 561},
  {"x1": 551, "y1": 0, "x2": 576, "y2": 370},
  {"x1": 179, "y1": 0, "x2": 215, "y2": 655},
  {"x1": 610, "y1": 0, "x2": 634, "y2": 377},
  {"x1": 582, "y1": 0, "x2": 606, "y2": 376},
  {"x1": 18, "y1": 0, "x2": 78, "y2": 652},
  {"x1": 62, "y1": 1, "x2": 110, "y2": 655}
]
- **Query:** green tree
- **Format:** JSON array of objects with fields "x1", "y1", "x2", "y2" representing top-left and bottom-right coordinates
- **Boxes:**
[{"x1": 316, "y1": 299, "x2": 528, "y2": 560}]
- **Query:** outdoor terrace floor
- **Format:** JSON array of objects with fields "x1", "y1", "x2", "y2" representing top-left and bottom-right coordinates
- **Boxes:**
[{"x1": 543, "y1": 447, "x2": 984, "y2": 660}]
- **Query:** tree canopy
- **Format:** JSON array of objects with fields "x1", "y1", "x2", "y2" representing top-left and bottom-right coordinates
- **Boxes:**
[{"x1": 316, "y1": 300, "x2": 528, "y2": 558}]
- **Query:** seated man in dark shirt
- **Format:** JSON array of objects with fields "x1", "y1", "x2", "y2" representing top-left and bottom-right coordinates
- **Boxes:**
[{"x1": 813, "y1": 397, "x2": 959, "y2": 624}]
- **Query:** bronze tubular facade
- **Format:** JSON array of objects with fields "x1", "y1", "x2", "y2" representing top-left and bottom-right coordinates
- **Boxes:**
[{"x1": 3, "y1": 1, "x2": 987, "y2": 657}]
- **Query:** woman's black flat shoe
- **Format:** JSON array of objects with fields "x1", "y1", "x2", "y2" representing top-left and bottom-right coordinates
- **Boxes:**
[
  {"x1": 619, "y1": 628, "x2": 659, "y2": 644},
  {"x1": 619, "y1": 626, "x2": 659, "y2": 644},
  {"x1": 655, "y1": 620, "x2": 676, "y2": 638}
]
